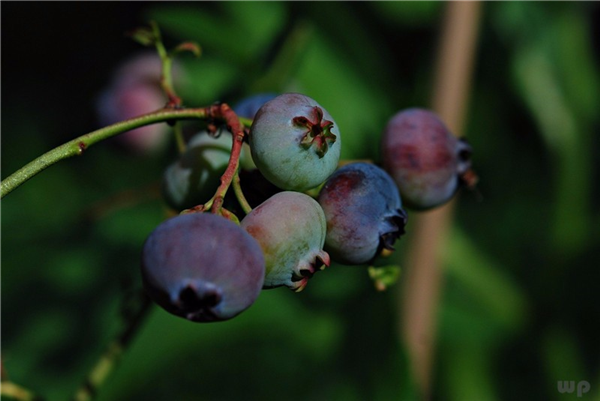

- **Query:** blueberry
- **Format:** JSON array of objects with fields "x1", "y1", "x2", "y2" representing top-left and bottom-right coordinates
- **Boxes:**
[
  {"x1": 381, "y1": 108, "x2": 474, "y2": 210},
  {"x1": 141, "y1": 213, "x2": 265, "y2": 322},
  {"x1": 96, "y1": 52, "x2": 184, "y2": 154},
  {"x1": 318, "y1": 162, "x2": 407, "y2": 265},
  {"x1": 241, "y1": 191, "x2": 330, "y2": 292},
  {"x1": 162, "y1": 130, "x2": 255, "y2": 211},
  {"x1": 96, "y1": 82, "x2": 168, "y2": 154},
  {"x1": 249, "y1": 93, "x2": 341, "y2": 191},
  {"x1": 162, "y1": 131, "x2": 232, "y2": 211},
  {"x1": 233, "y1": 93, "x2": 278, "y2": 119}
]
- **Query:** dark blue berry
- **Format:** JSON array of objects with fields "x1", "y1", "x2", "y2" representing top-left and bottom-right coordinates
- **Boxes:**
[
  {"x1": 233, "y1": 93, "x2": 278, "y2": 119},
  {"x1": 318, "y1": 162, "x2": 407, "y2": 265}
]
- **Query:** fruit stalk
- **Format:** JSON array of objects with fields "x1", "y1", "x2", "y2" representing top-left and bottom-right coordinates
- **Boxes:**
[
  {"x1": 72, "y1": 293, "x2": 152, "y2": 401},
  {"x1": 232, "y1": 172, "x2": 253, "y2": 215},
  {"x1": 0, "y1": 106, "x2": 252, "y2": 199},
  {"x1": 206, "y1": 104, "x2": 246, "y2": 215},
  {"x1": 0, "y1": 381, "x2": 44, "y2": 401}
]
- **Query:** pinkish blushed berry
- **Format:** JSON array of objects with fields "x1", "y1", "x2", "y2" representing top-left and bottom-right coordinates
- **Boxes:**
[
  {"x1": 381, "y1": 108, "x2": 474, "y2": 210},
  {"x1": 241, "y1": 192, "x2": 329, "y2": 292}
]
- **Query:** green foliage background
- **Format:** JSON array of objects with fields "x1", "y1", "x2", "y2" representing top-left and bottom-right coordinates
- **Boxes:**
[{"x1": 2, "y1": 2, "x2": 599, "y2": 400}]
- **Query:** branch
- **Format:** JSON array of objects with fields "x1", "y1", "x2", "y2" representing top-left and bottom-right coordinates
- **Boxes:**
[
  {"x1": 0, "y1": 381, "x2": 45, "y2": 401},
  {"x1": 232, "y1": 171, "x2": 253, "y2": 215},
  {"x1": 72, "y1": 294, "x2": 152, "y2": 401},
  {"x1": 209, "y1": 104, "x2": 245, "y2": 215},
  {"x1": 1, "y1": 107, "x2": 213, "y2": 199}
]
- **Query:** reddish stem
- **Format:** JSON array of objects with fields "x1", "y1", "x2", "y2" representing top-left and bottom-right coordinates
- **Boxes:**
[
  {"x1": 207, "y1": 104, "x2": 245, "y2": 215},
  {"x1": 165, "y1": 91, "x2": 182, "y2": 108}
]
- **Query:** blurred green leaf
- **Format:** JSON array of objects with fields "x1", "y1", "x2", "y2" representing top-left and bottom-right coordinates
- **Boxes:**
[
  {"x1": 542, "y1": 326, "x2": 587, "y2": 393},
  {"x1": 370, "y1": 1, "x2": 442, "y2": 27},
  {"x1": 97, "y1": 291, "x2": 344, "y2": 401},
  {"x1": 513, "y1": 40, "x2": 591, "y2": 256},
  {"x1": 177, "y1": 57, "x2": 240, "y2": 106},
  {"x1": 444, "y1": 226, "x2": 528, "y2": 333},
  {"x1": 551, "y1": 9, "x2": 600, "y2": 121},
  {"x1": 443, "y1": 342, "x2": 500, "y2": 401},
  {"x1": 146, "y1": 3, "x2": 286, "y2": 66}
]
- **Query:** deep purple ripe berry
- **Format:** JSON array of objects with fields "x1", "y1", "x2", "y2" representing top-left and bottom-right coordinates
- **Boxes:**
[
  {"x1": 233, "y1": 93, "x2": 278, "y2": 119},
  {"x1": 318, "y1": 162, "x2": 408, "y2": 265},
  {"x1": 141, "y1": 213, "x2": 265, "y2": 322},
  {"x1": 249, "y1": 93, "x2": 341, "y2": 191},
  {"x1": 241, "y1": 192, "x2": 330, "y2": 292},
  {"x1": 381, "y1": 108, "x2": 474, "y2": 210}
]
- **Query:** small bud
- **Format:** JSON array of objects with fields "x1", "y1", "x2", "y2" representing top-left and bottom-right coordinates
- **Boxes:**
[
  {"x1": 127, "y1": 27, "x2": 156, "y2": 47},
  {"x1": 173, "y1": 42, "x2": 202, "y2": 58},
  {"x1": 368, "y1": 265, "x2": 401, "y2": 291}
]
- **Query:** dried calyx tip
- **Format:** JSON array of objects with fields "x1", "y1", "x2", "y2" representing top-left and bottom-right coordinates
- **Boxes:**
[
  {"x1": 379, "y1": 209, "x2": 408, "y2": 253},
  {"x1": 177, "y1": 284, "x2": 221, "y2": 312},
  {"x1": 294, "y1": 106, "x2": 337, "y2": 158}
]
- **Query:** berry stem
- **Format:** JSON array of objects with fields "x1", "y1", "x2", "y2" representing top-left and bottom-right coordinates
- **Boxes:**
[
  {"x1": 0, "y1": 381, "x2": 44, "y2": 401},
  {"x1": 0, "y1": 106, "x2": 234, "y2": 199},
  {"x1": 207, "y1": 104, "x2": 246, "y2": 215},
  {"x1": 238, "y1": 116, "x2": 253, "y2": 129},
  {"x1": 72, "y1": 292, "x2": 152, "y2": 401},
  {"x1": 218, "y1": 207, "x2": 240, "y2": 224},
  {"x1": 151, "y1": 21, "x2": 181, "y2": 108},
  {"x1": 149, "y1": 21, "x2": 187, "y2": 153},
  {"x1": 2, "y1": 279, "x2": 42, "y2": 399},
  {"x1": 232, "y1": 170, "x2": 253, "y2": 215},
  {"x1": 172, "y1": 121, "x2": 186, "y2": 154},
  {"x1": 170, "y1": 103, "x2": 248, "y2": 218}
]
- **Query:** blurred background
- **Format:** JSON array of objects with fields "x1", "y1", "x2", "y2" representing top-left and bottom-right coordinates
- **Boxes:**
[{"x1": 2, "y1": 2, "x2": 599, "y2": 400}]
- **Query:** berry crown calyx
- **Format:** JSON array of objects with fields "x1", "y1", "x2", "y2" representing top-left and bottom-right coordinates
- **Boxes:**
[{"x1": 294, "y1": 106, "x2": 337, "y2": 158}]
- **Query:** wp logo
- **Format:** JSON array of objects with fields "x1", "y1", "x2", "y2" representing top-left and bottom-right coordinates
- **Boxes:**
[{"x1": 557, "y1": 381, "x2": 590, "y2": 398}]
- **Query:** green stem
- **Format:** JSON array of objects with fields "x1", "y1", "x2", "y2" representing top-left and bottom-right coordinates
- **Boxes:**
[
  {"x1": 239, "y1": 116, "x2": 253, "y2": 129},
  {"x1": 151, "y1": 21, "x2": 181, "y2": 107},
  {"x1": 173, "y1": 122, "x2": 186, "y2": 154},
  {"x1": 72, "y1": 294, "x2": 152, "y2": 401},
  {"x1": 179, "y1": 104, "x2": 248, "y2": 218},
  {"x1": 0, "y1": 381, "x2": 44, "y2": 401},
  {"x1": 232, "y1": 171, "x2": 252, "y2": 215},
  {"x1": 1, "y1": 107, "x2": 212, "y2": 199}
]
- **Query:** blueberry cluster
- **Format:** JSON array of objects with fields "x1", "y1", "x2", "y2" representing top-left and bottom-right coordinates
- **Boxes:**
[{"x1": 142, "y1": 93, "x2": 475, "y2": 322}]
